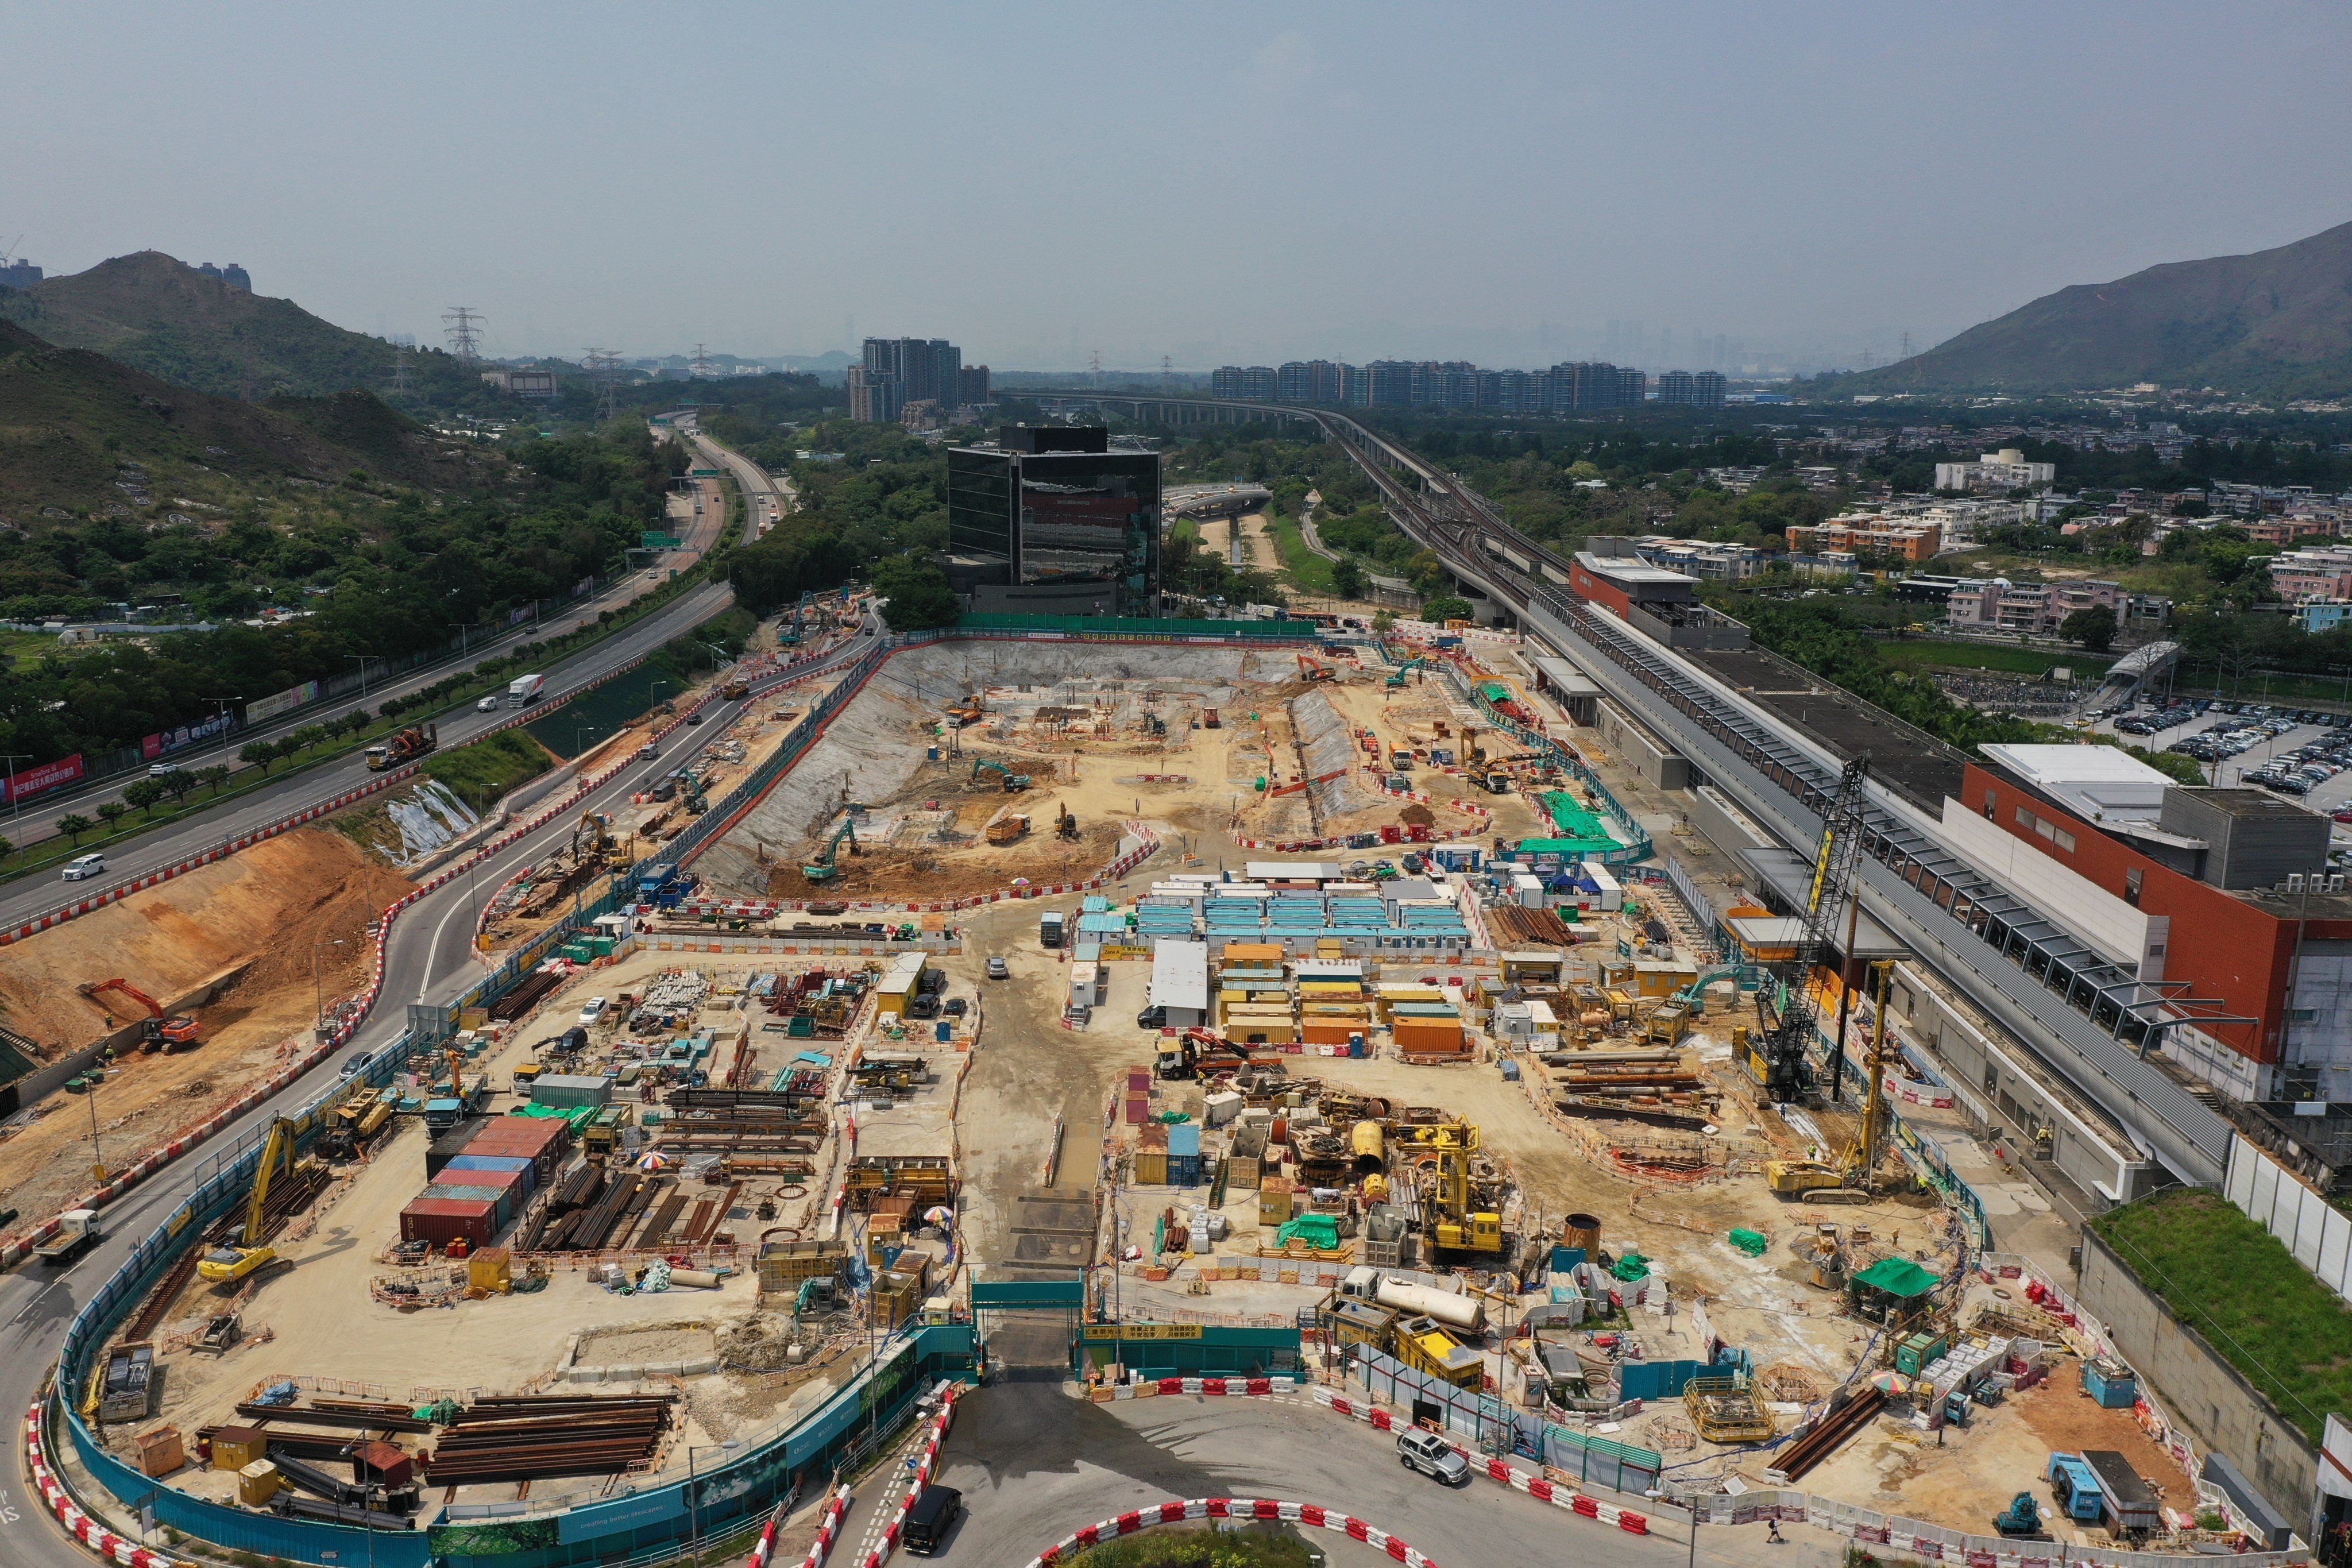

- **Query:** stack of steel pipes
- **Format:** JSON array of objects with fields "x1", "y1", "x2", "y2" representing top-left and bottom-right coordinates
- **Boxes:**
[{"x1": 422, "y1": 1395, "x2": 674, "y2": 1487}]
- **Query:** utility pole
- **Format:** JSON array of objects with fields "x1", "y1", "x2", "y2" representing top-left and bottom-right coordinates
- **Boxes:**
[{"x1": 442, "y1": 307, "x2": 485, "y2": 365}]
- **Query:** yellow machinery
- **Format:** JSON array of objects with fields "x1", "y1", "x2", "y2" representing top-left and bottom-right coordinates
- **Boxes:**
[
  {"x1": 1399, "y1": 1122, "x2": 1505, "y2": 1258},
  {"x1": 1056, "y1": 801, "x2": 1079, "y2": 841},
  {"x1": 1765, "y1": 963, "x2": 1895, "y2": 1203},
  {"x1": 198, "y1": 1117, "x2": 298, "y2": 1284}
]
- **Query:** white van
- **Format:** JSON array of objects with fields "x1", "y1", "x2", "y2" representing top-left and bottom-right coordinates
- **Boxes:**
[
  {"x1": 477, "y1": 696, "x2": 502, "y2": 713},
  {"x1": 61, "y1": 853, "x2": 107, "y2": 882}
]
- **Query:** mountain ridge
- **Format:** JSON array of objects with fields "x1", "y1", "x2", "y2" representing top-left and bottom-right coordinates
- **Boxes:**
[{"x1": 1817, "y1": 221, "x2": 2352, "y2": 400}]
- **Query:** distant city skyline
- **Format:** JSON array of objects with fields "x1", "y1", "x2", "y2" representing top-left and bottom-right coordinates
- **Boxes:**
[{"x1": 6, "y1": 6, "x2": 2347, "y2": 375}]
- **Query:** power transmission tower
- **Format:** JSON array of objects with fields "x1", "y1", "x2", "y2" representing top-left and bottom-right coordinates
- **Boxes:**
[
  {"x1": 584, "y1": 348, "x2": 623, "y2": 421},
  {"x1": 388, "y1": 334, "x2": 417, "y2": 400},
  {"x1": 442, "y1": 307, "x2": 484, "y2": 364},
  {"x1": 1090, "y1": 349, "x2": 1102, "y2": 388},
  {"x1": 1161, "y1": 355, "x2": 1173, "y2": 392},
  {"x1": 1899, "y1": 331, "x2": 1914, "y2": 360},
  {"x1": 693, "y1": 342, "x2": 712, "y2": 379}
]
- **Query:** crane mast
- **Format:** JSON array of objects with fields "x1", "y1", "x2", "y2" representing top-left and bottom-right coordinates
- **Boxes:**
[{"x1": 1755, "y1": 756, "x2": 1872, "y2": 1104}]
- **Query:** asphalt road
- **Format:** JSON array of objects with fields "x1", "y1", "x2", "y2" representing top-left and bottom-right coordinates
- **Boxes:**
[
  {"x1": 0, "y1": 426, "x2": 746, "y2": 932},
  {"x1": 824, "y1": 1379, "x2": 1837, "y2": 1568},
  {"x1": 0, "y1": 604, "x2": 886, "y2": 1568}
]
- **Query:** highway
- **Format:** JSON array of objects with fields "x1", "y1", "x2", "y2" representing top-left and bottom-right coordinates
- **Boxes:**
[
  {"x1": 0, "y1": 599, "x2": 887, "y2": 1568},
  {"x1": 0, "y1": 428, "x2": 744, "y2": 937}
]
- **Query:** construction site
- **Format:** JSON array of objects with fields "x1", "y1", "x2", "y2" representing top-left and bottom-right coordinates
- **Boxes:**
[
  {"x1": 75, "y1": 941, "x2": 971, "y2": 1527},
  {"x1": 20, "y1": 615, "x2": 2272, "y2": 1563}
]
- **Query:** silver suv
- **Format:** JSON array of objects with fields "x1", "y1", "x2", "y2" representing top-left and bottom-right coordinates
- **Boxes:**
[
  {"x1": 1397, "y1": 1428, "x2": 1470, "y2": 1485},
  {"x1": 986, "y1": 956, "x2": 1009, "y2": 980}
]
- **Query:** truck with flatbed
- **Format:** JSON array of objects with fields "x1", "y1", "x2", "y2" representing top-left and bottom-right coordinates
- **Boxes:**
[{"x1": 38, "y1": 1209, "x2": 102, "y2": 1266}]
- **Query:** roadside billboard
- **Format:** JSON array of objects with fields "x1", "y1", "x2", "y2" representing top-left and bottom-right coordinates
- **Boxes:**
[
  {"x1": 0, "y1": 754, "x2": 84, "y2": 805},
  {"x1": 140, "y1": 710, "x2": 234, "y2": 760},
  {"x1": 245, "y1": 679, "x2": 319, "y2": 724}
]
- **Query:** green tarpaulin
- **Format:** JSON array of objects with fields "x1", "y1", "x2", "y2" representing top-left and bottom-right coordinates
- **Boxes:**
[
  {"x1": 1611, "y1": 1250, "x2": 1650, "y2": 1281},
  {"x1": 1851, "y1": 1256, "x2": 1941, "y2": 1298},
  {"x1": 1277, "y1": 1215, "x2": 1341, "y2": 1251}
]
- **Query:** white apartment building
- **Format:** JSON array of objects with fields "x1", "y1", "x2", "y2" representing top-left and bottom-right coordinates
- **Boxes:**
[{"x1": 1934, "y1": 448, "x2": 2058, "y2": 493}]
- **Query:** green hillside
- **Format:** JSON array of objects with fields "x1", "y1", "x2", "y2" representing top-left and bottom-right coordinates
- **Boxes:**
[
  {"x1": 1817, "y1": 220, "x2": 2352, "y2": 400},
  {"x1": 0, "y1": 250, "x2": 498, "y2": 403},
  {"x1": 0, "y1": 319, "x2": 482, "y2": 519}
]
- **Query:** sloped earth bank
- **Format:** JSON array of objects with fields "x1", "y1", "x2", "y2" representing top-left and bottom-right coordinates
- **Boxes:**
[
  {"x1": 0, "y1": 829, "x2": 410, "y2": 1223},
  {"x1": 695, "y1": 642, "x2": 1301, "y2": 900}
]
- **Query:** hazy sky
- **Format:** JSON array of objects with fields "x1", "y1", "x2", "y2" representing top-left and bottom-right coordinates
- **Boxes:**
[{"x1": 10, "y1": 3, "x2": 2349, "y2": 370}]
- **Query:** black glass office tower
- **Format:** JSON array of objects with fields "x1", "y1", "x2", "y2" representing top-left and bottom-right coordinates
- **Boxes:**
[{"x1": 945, "y1": 427, "x2": 1160, "y2": 616}]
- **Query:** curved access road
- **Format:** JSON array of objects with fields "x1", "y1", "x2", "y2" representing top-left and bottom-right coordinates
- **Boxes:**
[
  {"x1": 0, "y1": 607, "x2": 887, "y2": 1568},
  {"x1": 828, "y1": 1379, "x2": 1829, "y2": 1568}
]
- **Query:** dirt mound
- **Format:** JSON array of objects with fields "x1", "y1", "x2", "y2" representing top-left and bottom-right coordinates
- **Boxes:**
[{"x1": 0, "y1": 828, "x2": 409, "y2": 1052}]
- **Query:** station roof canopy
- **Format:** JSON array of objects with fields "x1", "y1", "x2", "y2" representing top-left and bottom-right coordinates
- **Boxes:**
[{"x1": 1739, "y1": 848, "x2": 1907, "y2": 960}]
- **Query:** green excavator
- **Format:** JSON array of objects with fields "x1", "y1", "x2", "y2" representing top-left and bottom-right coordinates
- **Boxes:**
[
  {"x1": 971, "y1": 757, "x2": 1032, "y2": 791},
  {"x1": 801, "y1": 817, "x2": 859, "y2": 883}
]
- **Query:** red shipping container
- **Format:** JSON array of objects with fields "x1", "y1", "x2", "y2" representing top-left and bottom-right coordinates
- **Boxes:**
[
  {"x1": 401, "y1": 1197, "x2": 496, "y2": 1250},
  {"x1": 1124, "y1": 1098, "x2": 1149, "y2": 1125}
]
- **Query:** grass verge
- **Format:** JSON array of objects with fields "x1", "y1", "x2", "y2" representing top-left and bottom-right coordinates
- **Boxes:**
[
  {"x1": 2088, "y1": 1187, "x2": 2352, "y2": 1444},
  {"x1": 1875, "y1": 638, "x2": 2114, "y2": 678},
  {"x1": 1266, "y1": 512, "x2": 1335, "y2": 594}
]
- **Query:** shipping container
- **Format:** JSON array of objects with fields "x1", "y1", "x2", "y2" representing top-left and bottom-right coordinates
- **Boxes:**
[
  {"x1": 400, "y1": 1196, "x2": 498, "y2": 1250},
  {"x1": 525, "y1": 1073, "x2": 612, "y2": 1110},
  {"x1": 424, "y1": 1117, "x2": 492, "y2": 1180},
  {"x1": 422, "y1": 1182, "x2": 514, "y2": 1230},
  {"x1": 441, "y1": 1153, "x2": 538, "y2": 1197}
]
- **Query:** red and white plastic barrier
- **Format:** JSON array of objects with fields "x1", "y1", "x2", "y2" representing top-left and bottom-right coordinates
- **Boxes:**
[
  {"x1": 25, "y1": 1399, "x2": 187, "y2": 1568},
  {"x1": 787, "y1": 1485, "x2": 854, "y2": 1568},
  {"x1": 856, "y1": 1385, "x2": 957, "y2": 1568},
  {"x1": 1023, "y1": 1498, "x2": 1440, "y2": 1568},
  {"x1": 1310, "y1": 1387, "x2": 1647, "y2": 1534},
  {"x1": 1089, "y1": 1376, "x2": 1295, "y2": 1401}
]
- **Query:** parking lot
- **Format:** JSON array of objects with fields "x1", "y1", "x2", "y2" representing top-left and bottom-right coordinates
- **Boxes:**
[{"x1": 2079, "y1": 697, "x2": 2352, "y2": 849}]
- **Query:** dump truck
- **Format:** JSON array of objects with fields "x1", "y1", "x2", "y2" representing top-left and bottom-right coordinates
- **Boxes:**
[
  {"x1": 38, "y1": 1210, "x2": 102, "y2": 1266},
  {"x1": 366, "y1": 724, "x2": 438, "y2": 772},
  {"x1": 721, "y1": 678, "x2": 751, "y2": 701}
]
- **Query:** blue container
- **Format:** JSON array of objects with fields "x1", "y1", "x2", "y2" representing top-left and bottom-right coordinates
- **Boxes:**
[
  {"x1": 2081, "y1": 1357, "x2": 2137, "y2": 1408},
  {"x1": 1168, "y1": 1156, "x2": 1203, "y2": 1187},
  {"x1": 1551, "y1": 1245, "x2": 1587, "y2": 1275},
  {"x1": 444, "y1": 1153, "x2": 537, "y2": 1196},
  {"x1": 935, "y1": 1021, "x2": 952, "y2": 1042},
  {"x1": 1167, "y1": 1124, "x2": 1201, "y2": 1158}
]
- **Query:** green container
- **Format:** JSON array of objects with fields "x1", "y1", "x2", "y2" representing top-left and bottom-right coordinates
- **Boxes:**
[
  {"x1": 588, "y1": 936, "x2": 616, "y2": 957},
  {"x1": 788, "y1": 1017, "x2": 815, "y2": 1037},
  {"x1": 560, "y1": 943, "x2": 592, "y2": 963},
  {"x1": 1894, "y1": 1331, "x2": 1949, "y2": 1377}
]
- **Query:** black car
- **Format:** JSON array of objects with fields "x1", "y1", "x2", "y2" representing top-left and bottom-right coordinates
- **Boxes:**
[
  {"x1": 943, "y1": 997, "x2": 967, "y2": 1017},
  {"x1": 903, "y1": 1485, "x2": 963, "y2": 1556},
  {"x1": 687, "y1": 711, "x2": 704, "y2": 725},
  {"x1": 1137, "y1": 1005, "x2": 1167, "y2": 1029},
  {"x1": 907, "y1": 994, "x2": 943, "y2": 1020}
]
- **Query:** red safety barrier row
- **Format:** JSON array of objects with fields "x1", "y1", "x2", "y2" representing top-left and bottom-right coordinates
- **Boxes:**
[
  {"x1": 1025, "y1": 1498, "x2": 1440, "y2": 1568},
  {"x1": 855, "y1": 1385, "x2": 957, "y2": 1568},
  {"x1": 787, "y1": 1485, "x2": 853, "y2": 1568},
  {"x1": 1311, "y1": 1387, "x2": 1646, "y2": 1534},
  {"x1": 25, "y1": 1400, "x2": 187, "y2": 1568},
  {"x1": 1088, "y1": 1376, "x2": 1296, "y2": 1402}
]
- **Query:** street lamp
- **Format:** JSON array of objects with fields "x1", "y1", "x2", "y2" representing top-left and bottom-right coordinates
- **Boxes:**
[
  {"x1": 312, "y1": 940, "x2": 347, "y2": 1032},
  {"x1": 1645, "y1": 1488, "x2": 1699, "y2": 1568},
  {"x1": 0, "y1": 752, "x2": 29, "y2": 841},
  {"x1": 574, "y1": 724, "x2": 598, "y2": 760},
  {"x1": 200, "y1": 697, "x2": 242, "y2": 758},
  {"x1": 347, "y1": 654, "x2": 381, "y2": 706},
  {"x1": 686, "y1": 1439, "x2": 740, "y2": 1565}
]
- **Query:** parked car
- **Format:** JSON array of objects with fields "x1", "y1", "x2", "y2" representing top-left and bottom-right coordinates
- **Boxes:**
[
  {"x1": 1137, "y1": 1005, "x2": 1168, "y2": 1029},
  {"x1": 1397, "y1": 1429, "x2": 1470, "y2": 1486},
  {"x1": 578, "y1": 996, "x2": 609, "y2": 1026},
  {"x1": 943, "y1": 997, "x2": 967, "y2": 1017}
]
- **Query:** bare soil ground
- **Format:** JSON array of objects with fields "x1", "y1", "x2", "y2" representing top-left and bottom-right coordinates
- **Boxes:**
[{"x1": 0, "y1": 831, "x2": 406, "y2": 1222}]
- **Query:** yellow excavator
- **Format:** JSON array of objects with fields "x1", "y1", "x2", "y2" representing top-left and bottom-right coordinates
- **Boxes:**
[
  {"x1": 1765, "y1": 962, "x2": 1895, "y2": 1204},
  {"x1": 198, "y1": 1118, "x2": 300, "y2": 1285}
]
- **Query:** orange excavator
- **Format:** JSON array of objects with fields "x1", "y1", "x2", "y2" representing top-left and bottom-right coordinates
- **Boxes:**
[
  {"x1": 1296, "y1": 653, "x2": 1337, "y2": 681},
  {"x1": 79, "y1": 978, "x2": 202, "y2": 1053}
]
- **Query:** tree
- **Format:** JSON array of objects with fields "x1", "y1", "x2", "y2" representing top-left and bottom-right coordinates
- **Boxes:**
[
  {"x1": 160, "y1": 768, "x2": 198, "y2": 802},
  {"x1": 1330, "y1": 557, "x2": 1366, "y2": 600},
  {"x1": 868, "y1": 554, "x2": 960, "y2": 631},
  {"x1": 240, "y1": 740, "x2": 281, "y2": 774},
  {"x1": 198, "y1": 764, "x2": 231, "y2": 795},
  {"x1": 1420, "y1": 594, "x2": 1474, "y2": 624},
  {"x1": 2060, "y1": 604, "x2": 2119, "y2": 653},
  {"x1": 96, "y1": 801, "x2": 128, "y2": 832},
  {"x1": 123, "y1": 778, "x2": 168, "y2": 816},
  {"x1": 289, "y1": 725, "x2": 330, "y2": 753},
  {"x1": 56, "y1": 813, "x2": 94, "y2": 844},
  {"x1": 0, "y1": 835, "x2": 11, "y2": 861}
]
